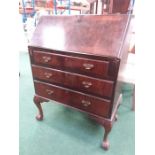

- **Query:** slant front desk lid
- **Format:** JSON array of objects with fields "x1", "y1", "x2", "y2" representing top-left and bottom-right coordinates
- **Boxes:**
[{"x1": 29, "y1": 15, "x2": 131, "y2": 58}]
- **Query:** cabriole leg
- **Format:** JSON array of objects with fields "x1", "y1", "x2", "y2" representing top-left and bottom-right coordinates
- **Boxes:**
[
  {"x1": 102, "y1": 122, "x2": 112, "y2": 150},
  {"x1": 33, "y1": 95, "x2": 47, "y2": 121}
]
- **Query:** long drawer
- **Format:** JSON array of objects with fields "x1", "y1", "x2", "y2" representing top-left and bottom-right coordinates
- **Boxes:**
[
  {"x1": 34, "y1": 81, "x2": 111, "y2": 118},
  {"x1": 32, "y1": 65, "x2": 114, "y2": 98},
  {"x1": 32, "y1": 51, "x2": 110, "y2": 79}
]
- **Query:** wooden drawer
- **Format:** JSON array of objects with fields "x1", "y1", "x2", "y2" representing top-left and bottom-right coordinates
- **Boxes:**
[
  {"x1": 32, "y1": 51, "x2": 110, "y2": 79},
  {"x1": 32, "y1": 65, "x2": 114, "y2": 98},
  {"x1": 34, "y1": 81, "x2": 111, "y2": 118}
]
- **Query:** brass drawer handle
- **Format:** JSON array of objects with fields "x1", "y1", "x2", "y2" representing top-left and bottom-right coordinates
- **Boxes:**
[
  {"x1": 83, "y1": 63, "x2": 94, "y2": 70},
  {"x1": 42, "y1": 56, "x2": 51, "y2": 62},
  {"x1": 82, "y1": 81, "x2": 92, "y2": 88},
  {"x1": 81, "y1": 100, "x2": 91, "y2": 107},
  {"x1": 44, "y1": 72, "x2": 52, "y2": 78},
  {"x1": 46, "y1": 89, "x2": 54, "y2": 95}
]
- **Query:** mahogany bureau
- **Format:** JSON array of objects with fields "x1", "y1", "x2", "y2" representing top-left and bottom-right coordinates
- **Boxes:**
[{"x1": 28, "y1": 15, "x2": 132, "y2": 150}]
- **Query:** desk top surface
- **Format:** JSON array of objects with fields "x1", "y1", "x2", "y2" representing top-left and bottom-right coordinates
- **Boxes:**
[{"x1": 29, "y1": 15, "x2": 131, "y2": 58}]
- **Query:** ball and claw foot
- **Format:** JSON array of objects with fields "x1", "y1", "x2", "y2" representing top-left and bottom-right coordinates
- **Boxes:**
[
  {"x1": 115, "y1": 114, "x2": 118, "y2": 121},
  {"x1": 102, "y1": 140, "x2": 110, "y2": 150},
  {"x1": 36, "y1": 114, "x2": 43, "y2": 121},
  {"x1": 33, "y1": 95, "x2": 46, "y2": 121}
]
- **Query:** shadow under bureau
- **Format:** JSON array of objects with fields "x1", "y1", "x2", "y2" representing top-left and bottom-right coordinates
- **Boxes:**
[{"x1": 28, "y1": 15, "x2": 131, "y2": 150}]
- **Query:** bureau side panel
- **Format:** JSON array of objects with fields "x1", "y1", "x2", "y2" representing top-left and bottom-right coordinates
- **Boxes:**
[
  {"x1": 118, "y1": 14, "x2": 133, "y2": 71},
  {"x1": 111, "y1": 15, "x2": 133, "y2": 113}
]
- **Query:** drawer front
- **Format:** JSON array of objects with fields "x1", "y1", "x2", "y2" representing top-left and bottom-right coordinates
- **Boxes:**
[
  {"x1": 34, "y1": 81, "x2": 111, "y2": 118},
  {"x1": 33, "y1": 51, "x2": 110, "y2": 79},
  {"x1": 32, "y1": 65, "x2": 114, "y2": 98}
]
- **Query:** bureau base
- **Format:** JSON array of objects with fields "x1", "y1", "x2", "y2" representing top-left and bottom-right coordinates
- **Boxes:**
[{"x1": 33, "y1": 94, "x2": 122, "y2": 150}]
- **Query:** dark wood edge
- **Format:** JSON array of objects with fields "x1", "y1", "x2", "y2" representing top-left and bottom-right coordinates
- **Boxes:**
[{"x1": 28, "y1": 46, "x2": 120, "y2": 61}]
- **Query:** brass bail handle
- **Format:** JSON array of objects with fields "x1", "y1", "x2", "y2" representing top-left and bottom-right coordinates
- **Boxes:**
[
  {"x1": 44, "y1": 72, "x2": 53, "y2": 78},
  {"x1": 81, "y1": 100, "x2": 91, "y2": 107},
  {"x1": 46, "y1": 89, "x2": 54, "y2": 95},
  {"x1": 42, "y1": 56, "x2": 51, "y2": 62},
  {"x1": 82, "y1": 81, "x2": 92, "y2": 88},
  {"x1": 83, "y1": 63, "x2": 94, "y2": 70}
]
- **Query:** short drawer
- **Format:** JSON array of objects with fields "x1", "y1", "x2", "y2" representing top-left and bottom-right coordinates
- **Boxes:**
[
  {"x1": 32, "y1": 65, "x2": 114, "y2": 98},
  {"x1": 32, "y1": 51, "x2": 110, "y2": 79},
  {"x1": 34, "y1": 81, "x2": 111, "y2": 118}
]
